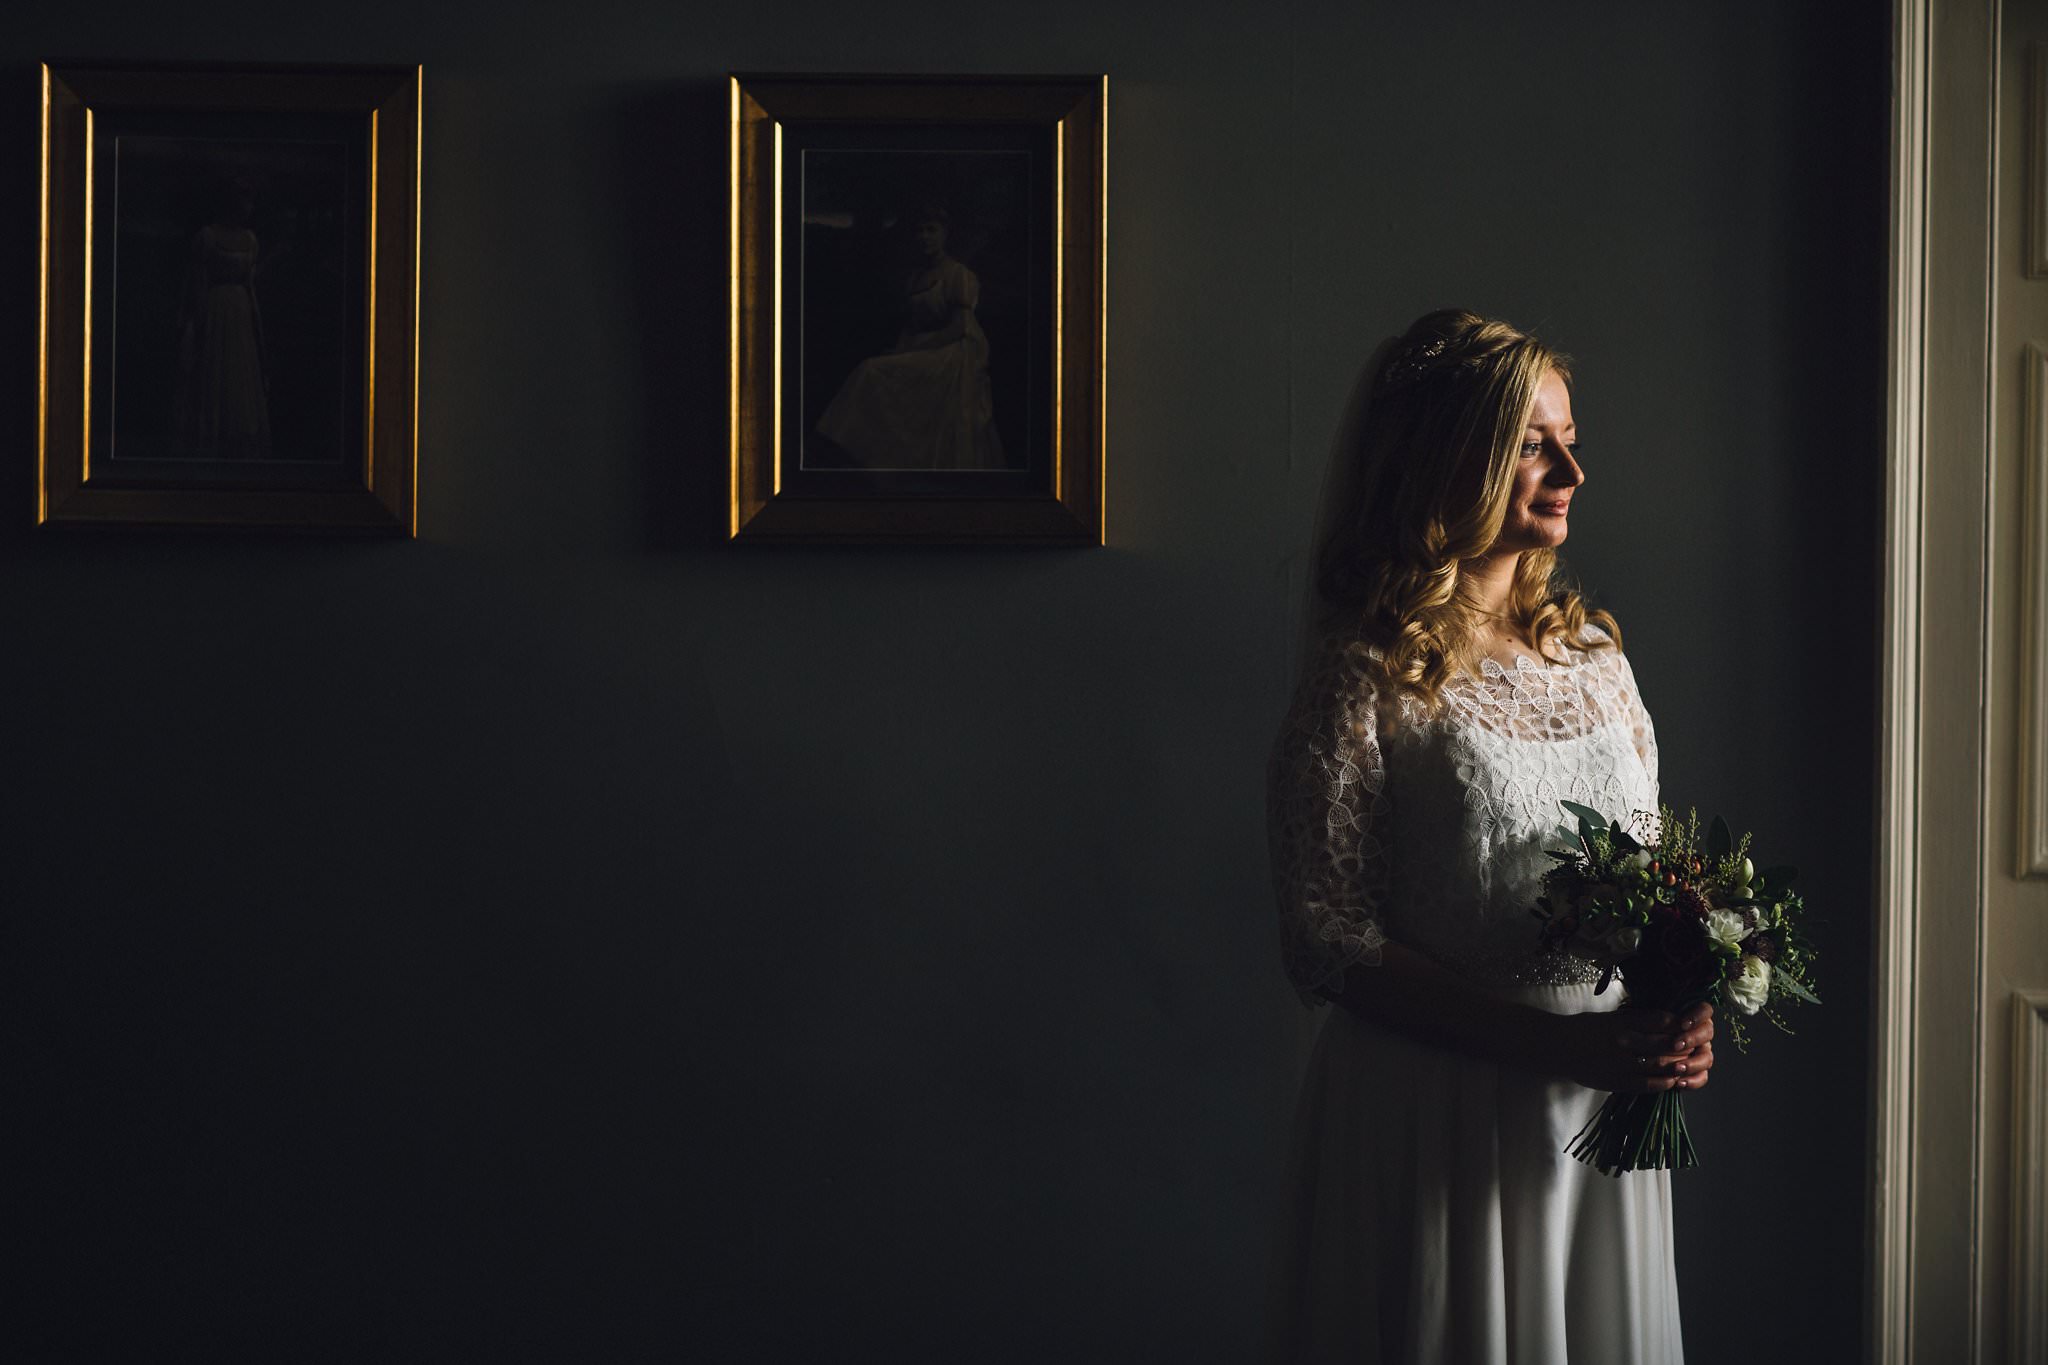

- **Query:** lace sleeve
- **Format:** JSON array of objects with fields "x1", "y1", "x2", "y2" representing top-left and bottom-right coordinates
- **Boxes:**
[
  {"x1": 1266, "y1": 636, "x2": 1392, "y2": 1004},
  {"x1": 1613, "y1": 649, "x2": 1660, "y2": 794},
  {"x1": 1577, "y1": 622, "x2": 1660, "y2": 797}
]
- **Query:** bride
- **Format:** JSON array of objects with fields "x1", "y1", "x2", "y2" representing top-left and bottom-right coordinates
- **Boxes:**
[{"x1": 1265, "y1": 309, "x2": 1713, "y2": 1363}]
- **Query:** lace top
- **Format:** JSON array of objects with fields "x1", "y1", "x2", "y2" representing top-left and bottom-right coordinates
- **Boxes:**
[{"x1": 1265, "y1": 623, "x2": 1660, "y2": 1002}]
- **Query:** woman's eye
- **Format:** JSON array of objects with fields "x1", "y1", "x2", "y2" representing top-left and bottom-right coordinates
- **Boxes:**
[{"x1": 1521, "y1": 440, "x2": 1543, "y2": 456}]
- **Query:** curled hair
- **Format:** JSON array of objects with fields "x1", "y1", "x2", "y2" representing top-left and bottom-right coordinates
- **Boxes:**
[{"x1": 1313, "y1": 308, "x2": 1620, "y2": 701}]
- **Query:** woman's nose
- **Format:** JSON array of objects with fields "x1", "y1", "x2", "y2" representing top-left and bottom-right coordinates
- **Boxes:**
[{"x1": 1547, "y1": 441, "x2": 1584, "y2": 487}]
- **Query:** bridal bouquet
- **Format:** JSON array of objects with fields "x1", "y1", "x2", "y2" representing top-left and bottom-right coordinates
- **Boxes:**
[{"x1": 1530, "y1": 801, "x2": 1820, "y2": 1176}]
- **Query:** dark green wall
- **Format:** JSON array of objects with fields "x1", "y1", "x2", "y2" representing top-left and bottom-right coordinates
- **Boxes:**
[{"x1": 6, "y1": 3, "x2": 1885, "y2": 1361}]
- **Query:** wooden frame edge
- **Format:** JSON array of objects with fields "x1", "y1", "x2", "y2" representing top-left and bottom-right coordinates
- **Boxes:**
[
  {"x1": 1879, "y1": 0, "x2": 2001, "y2": 1359},
  {"x1": 38, "y1": 62, "x2": 51, "y2": 524},
  {"x1": 1874, "y1": 2, "x2": 1932, "y2": 1356},
  {"x1": 365, "y1": 63, "x2": 424, "y2": 538},
  {"x1": 2030, "y1": 45, "x2": 2048, "y2": 277},
  {"x1": 2013, "y1": 992, "x2": 2048, "y2": 1364},
  {"x1": 2022, "y1": 344, "x2": 2048, "y2": 875}
]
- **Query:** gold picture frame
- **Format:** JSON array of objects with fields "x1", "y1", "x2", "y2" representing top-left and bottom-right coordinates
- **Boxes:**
[
  {"x1": 38, "y1": 63, "x2": 422, "y2": 532},
  {"x1": 729, "y1": 73, "x2": 1107, "y2": 544}
]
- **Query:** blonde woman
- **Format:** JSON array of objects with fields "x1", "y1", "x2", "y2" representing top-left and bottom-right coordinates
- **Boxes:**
[{"x1": 1265, "y1": 310, "x2": 1712, "y2": 1363}]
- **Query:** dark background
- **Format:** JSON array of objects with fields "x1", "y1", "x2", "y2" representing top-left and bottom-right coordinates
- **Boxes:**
[{"x1": 6, "y1": 3, "x2": 1886, "y2": 1362}]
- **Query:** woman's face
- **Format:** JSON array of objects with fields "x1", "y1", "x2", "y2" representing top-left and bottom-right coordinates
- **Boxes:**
[
  {"x1": 1492, "y1": 368, "x2": 1583, "y2": 554},
  {"x1": 914, "y1": 219, "x2": 947, "y2": 258}
]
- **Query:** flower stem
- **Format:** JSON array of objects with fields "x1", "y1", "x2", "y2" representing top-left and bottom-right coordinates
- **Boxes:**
[{"x1": 1567, "y1": 1088, "x2": 1699, "y2": 1176}]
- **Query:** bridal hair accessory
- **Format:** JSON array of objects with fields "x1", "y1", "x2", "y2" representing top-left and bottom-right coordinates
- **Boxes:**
[{"x1": 1377, "y1": 334, "x2": 1482, "y2": 393}]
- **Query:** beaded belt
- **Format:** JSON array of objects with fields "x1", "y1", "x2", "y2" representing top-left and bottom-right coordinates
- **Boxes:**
[{"x1": 1436, "y1": 946, "x2": 1604, "y2": 990}]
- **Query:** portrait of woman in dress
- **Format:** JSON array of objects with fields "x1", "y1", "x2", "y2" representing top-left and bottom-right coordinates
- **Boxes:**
[
  {"x1": 1265, "y1": 309, "x2": 1713, "y2": 1364},
  {"x1": 174, "y1": 174, "x2": 274, "y2": 460},
  {"x1": 814, "y1": 201, "x2": 1006, "y2": 471}
]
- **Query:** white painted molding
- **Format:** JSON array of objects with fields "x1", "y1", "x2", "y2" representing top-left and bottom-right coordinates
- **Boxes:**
[
  {"x1": 2013, "y1": 992, "x2": 2048, "y2": 1364},
  {"x1": 2030, "y1": 47, "x2": 2048, "y2": 277},
  {"x1": 2023, "y1": 346, "x2": 2048, "y2": 877},
  {"x1": 1875, "y1": 0, "x2": 1932, "y2": 1358},
  {"x1": 1881, "y1": 0, "x2": 2005, "y2": 1357}
]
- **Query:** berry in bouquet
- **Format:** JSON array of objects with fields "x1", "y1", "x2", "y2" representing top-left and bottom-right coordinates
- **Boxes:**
[{"x1": 1531, "y1": 801, "x2": 1821, "y2": 1175}]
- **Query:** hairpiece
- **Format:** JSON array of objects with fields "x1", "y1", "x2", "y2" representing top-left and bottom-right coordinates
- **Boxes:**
[{"x1": 1377, "y1": 335, "x2": 1472, "y2": 392}]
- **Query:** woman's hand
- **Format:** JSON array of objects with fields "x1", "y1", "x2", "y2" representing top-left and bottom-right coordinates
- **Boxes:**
[
  {"x1": 1670, "y1": 1002, "x2": 1715, "y2": 1092},
  {"x1": 1542, "y1": 1002, "x2": 1716, "y2": 1093},
  {"x1": 1318, "y1": 940, "x2": 1718, "y2": 1091}
]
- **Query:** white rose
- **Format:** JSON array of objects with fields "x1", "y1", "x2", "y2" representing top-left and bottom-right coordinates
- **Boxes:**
[
  {"x1": 1727, "y1": 955, "x2": 1771, "y2": 1015},
  {"x1": 1705, "y1": 907, "x2": 1749, "y2": 950},
  {"x1": 1605, "y1": 925, "x2": 1642, "y2": 956},
  {"x1": 1630, "y1": 850, "x2": 1653, "y2": 872}
]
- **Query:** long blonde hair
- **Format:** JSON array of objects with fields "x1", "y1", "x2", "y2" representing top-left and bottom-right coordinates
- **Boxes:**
[{"x1": 1313, "y1": 308, "x2": 1620, "y2": 700}]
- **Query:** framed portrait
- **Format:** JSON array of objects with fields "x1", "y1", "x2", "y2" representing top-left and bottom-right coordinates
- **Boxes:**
[
  {"x1": 729, "y1": 74, "x2": 1107, "y2": 544},
  {"x1": 38, "y1": 63, "x2": 422, "y2": 532}
]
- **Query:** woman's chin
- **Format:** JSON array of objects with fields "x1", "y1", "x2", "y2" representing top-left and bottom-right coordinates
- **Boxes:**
[{"x1": 1494, "y1": 526, "x2": 1568, "y2": 555}]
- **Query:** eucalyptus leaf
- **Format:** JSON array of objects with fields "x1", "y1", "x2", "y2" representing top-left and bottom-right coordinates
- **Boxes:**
[
  {"x1": 1707, "y1": 815, "x2": 1733, "y2": 861},
  {"x1": 1560, "y1": 800, "x2": 1610, "y2": 832},
  {"x1": 1595, "y1": 961, "x2": 1615, "y2": 995},
  {"x1": 1610, "y1": 826, "x2": 1641, "y2": 854},
  {"x1": 1775, "y1": 974, "x2": 1822, "y2": 1005}
]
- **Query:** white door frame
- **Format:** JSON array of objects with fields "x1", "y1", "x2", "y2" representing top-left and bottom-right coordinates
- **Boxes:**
[{"x1": 1876, "y1": 0, "x2": 1998, "y2": 1360}]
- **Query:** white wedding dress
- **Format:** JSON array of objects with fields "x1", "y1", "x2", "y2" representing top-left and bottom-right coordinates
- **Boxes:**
[{"x1": 1264, "y1": 623, "x2": 1682, "y2": 1364}]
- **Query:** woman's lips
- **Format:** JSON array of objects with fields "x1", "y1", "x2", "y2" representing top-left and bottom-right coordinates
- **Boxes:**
[{"x1": 1534, "y1": 500, "x2": 1570, "y2": 515}]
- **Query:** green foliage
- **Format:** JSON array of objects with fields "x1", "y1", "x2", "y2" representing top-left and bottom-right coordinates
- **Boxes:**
[
  {"x1": 1775, "y1": 974, "x2": 1822, "y2": 1006},
  {"x1": 1538, "y1": 799, "x2": 1824, "y2": 1095},
  {"x1": 1560, "y1": 800, "x2": 1610, "y2": 833}
]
